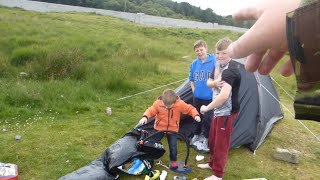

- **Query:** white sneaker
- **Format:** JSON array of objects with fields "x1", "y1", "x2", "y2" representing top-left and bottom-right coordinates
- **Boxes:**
[
  {"x1": 204, "y1": 175, "x2": 222, "y2": 180},
  {"x1": 192, "y1": 140, "x2": 209, "y2": 153},
  {"x1": 198, "y1": 135, "x2": 206, "y2": 142},
  {"x1": 192, "y1": 140, "x2": 203, "y2": 150},
  {"x1": 201, "y1": 138, "x2": 210, "y2": 153},
  {"x1": 197, "y1": 163, "x2": 211, "y2": 169},
  {"x1": 190, "y1": 135, "x2": 200, "y2": 145}
]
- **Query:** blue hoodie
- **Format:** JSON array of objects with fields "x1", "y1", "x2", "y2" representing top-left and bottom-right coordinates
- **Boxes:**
[{"x1": 189, "y1": 53, "x2": 216, "y2": 100}]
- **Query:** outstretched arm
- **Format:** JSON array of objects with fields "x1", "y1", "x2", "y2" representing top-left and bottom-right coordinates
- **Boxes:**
[{"x1": 200, "y1": 83, "x2": 231, "y2": 114}]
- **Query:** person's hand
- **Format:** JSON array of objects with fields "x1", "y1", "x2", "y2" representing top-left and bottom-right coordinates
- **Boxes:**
[
  {"x1": 214, "y1": 80, "x2": 224, "y2": 89},
  {"x1": 200, "y1": 105, "x2": 208, "y2": 115},
  {"x1": 227, "y1": 0, "x2": 300, "y2": 76},
  {"x1": 215, "y1": 76, "x2": 224, "y2": 88},
  {"x1": 139, "y1": 117, "x2": 148, "y2": 125},
  {"x1": 194, "y1": 115, "x2": 201, "y2": 122}
]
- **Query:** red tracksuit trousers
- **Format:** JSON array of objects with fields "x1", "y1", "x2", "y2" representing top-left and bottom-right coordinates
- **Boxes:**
[{"x1": 208, "y1": 113, "x2": 238, "y2": 178}]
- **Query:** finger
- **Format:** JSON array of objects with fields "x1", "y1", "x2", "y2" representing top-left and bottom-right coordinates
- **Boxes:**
[
  {"x1": 280, "y1": 59, "x2": 294, "y2": 77},
  {"x1": 245, "y1": 51, "x2": 267, "y2": 72},
  {"x1": 228, "y1": 13, "x2": 273, "y2": 59},
  {"x1": 258, "y1": 49, "x2": 286, "y2": 75},
  {"x1": 233, "y1": 7, "x2": 262, "y2": 21}
]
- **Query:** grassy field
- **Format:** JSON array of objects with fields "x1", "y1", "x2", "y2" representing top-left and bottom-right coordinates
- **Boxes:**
[{"x1": 0, "y1": 6, "x2": 319, "y2": 180}]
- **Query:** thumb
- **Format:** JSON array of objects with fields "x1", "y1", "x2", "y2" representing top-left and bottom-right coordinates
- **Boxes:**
[{"x1": 228, "y1": 22, "x2": 267, "y2": 59}]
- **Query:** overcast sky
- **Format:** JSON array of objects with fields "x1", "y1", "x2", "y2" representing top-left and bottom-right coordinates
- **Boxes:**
[{"x1": 172, "y1": 0, "x2": 257, "y2": 16}]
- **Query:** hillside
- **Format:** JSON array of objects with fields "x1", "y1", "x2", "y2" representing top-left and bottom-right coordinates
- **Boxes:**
[
  {"x1": 0, "y1": 6, "x2": 319, "y2": 180},
  {"x1": 31, "y1": 0, "x2": 255, "y2": 28}
]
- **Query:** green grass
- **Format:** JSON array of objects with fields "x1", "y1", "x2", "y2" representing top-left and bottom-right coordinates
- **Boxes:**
[{"x1": 0, "y1": 6, "x2": 319, "y2": 180}]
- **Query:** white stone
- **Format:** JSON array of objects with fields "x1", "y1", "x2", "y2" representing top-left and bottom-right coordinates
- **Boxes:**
[
  {"x1": 196, "y1": 155, "x2": 204, "y2": 161},
  {"x1": 273, "y1": 148, "x2": 301, "y2": 164},
  {"x1": 106, "y1": 107, "x2": 112, "y2": 116},
  {"x1": 15, "y1": 135, "x2": 22, "y2": 140}
]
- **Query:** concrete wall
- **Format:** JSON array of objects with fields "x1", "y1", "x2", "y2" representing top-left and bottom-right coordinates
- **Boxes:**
[{"x1": 0, "y1": 0, "x2": 247, "y2": 33}]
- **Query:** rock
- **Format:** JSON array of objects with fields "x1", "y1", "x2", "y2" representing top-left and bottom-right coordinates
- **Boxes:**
[
  {"x1": 15, "y1": 135, "x2": 22, "y2": 140},
  {"x1": 20, "y1": 72, "x2": 29, "y2": 78},
  {"x1": 106, "y1": 107, "x2": 112, "y2": 116},
  {"x1": 273, "y1": 148, "x2": 301, "y2": 164},
  {"x1": 196, "y1": 155, "x2": 204, "y2": 161}
]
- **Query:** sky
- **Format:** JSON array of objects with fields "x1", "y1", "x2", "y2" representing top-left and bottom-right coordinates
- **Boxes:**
[{"x1": 172, "y1": 0, "x2": 256, "y2": 16}]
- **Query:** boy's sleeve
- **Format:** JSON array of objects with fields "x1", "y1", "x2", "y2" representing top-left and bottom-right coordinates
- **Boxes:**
[
  {"x1": 189, "y1": 62, "x2": 194, "y2": 81},
  {"x1": 143, "y1": 100, "x2": 158, "y2": 119},
  {"x1": 221, "y1": 69, "x2": 236, "y2": 86},
  {"x1": 210, "y1": 65, "x2": 216, "y2": 79},
  {"x1": 180, "y1": 101, "x2": 199, "y2": 118},
  {"x1": 210, "y1": 60, "x2": 219, "y2": 79}
]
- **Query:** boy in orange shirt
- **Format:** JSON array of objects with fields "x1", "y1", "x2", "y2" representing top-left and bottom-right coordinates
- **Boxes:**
[{"x1": 138, "y1": 89, "x2": 201, "y2": 169}]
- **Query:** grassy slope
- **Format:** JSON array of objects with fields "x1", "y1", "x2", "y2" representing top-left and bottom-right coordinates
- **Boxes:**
[{"x1": 0, "y1": 7, "x2": 319, "y2": 180}]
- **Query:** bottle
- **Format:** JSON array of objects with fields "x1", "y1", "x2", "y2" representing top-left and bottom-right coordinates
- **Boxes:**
[{"x1": 159, "y1": 170, "x2": 167, "y2": 180}]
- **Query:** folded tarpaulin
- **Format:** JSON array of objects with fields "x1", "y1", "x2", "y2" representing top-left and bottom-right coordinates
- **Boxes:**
[{"x1": 59, "y1": 129, "x2": 155, "y2": 180}]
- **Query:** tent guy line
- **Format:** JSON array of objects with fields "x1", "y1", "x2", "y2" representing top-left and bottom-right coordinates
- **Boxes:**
[
  {"x1": 118, "y1": 73, "x2": 319, "y2": 141},
  {"x1": 260, "y1": 83, "x2": 320, "y2": 142},
  {"x1": 271, "y1": 77, "x2": 295, "y2": 100},
  {"x1": 117, "y1": 78, "x2": 188, "y2": 100}
]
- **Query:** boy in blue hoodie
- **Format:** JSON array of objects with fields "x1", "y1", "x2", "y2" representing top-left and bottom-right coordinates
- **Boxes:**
[{"x1": 189, "y1": 40, "x2": 216, "y2": 151}]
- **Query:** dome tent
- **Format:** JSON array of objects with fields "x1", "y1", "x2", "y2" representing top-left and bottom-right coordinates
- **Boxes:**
[{"x1": 59, "y1": 60, "x2": 283, "y2": 180}]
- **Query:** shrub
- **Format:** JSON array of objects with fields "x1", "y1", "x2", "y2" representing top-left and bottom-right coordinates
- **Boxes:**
[
  {"x1": 127, "y1": 59, "x2": 160, "y2": 76},
  {"x1": 105, "y1": 78, "x2": 135, "y2": 92},
  {"x1": 13, "y1": 36, "x2": 44, "y2": 47},
  {"x1": 4, "y1": 87, "x2": 43, "y2": 108},
  {"x1": 86, "y1": 61, "x2": 136, "y2": 92},
  {"x1": 0, "y1": 56, "x2": 9, "y2": 77},
  {"x1": 10, "y1": 47, "x2": 37, "y2": 66},
  {"x1": 28, "y1": 48, "x2": 86, "y2": 80}
]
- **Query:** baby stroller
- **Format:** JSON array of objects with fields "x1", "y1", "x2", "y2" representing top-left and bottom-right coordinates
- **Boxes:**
[{"x1": 101, "y1": 128, "x2": 192, "y2": 179}]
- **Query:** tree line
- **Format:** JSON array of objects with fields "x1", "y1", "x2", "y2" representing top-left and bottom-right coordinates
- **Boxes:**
[{"x1": 32, "y1": 0, "x2": 254, "y2": 28}]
